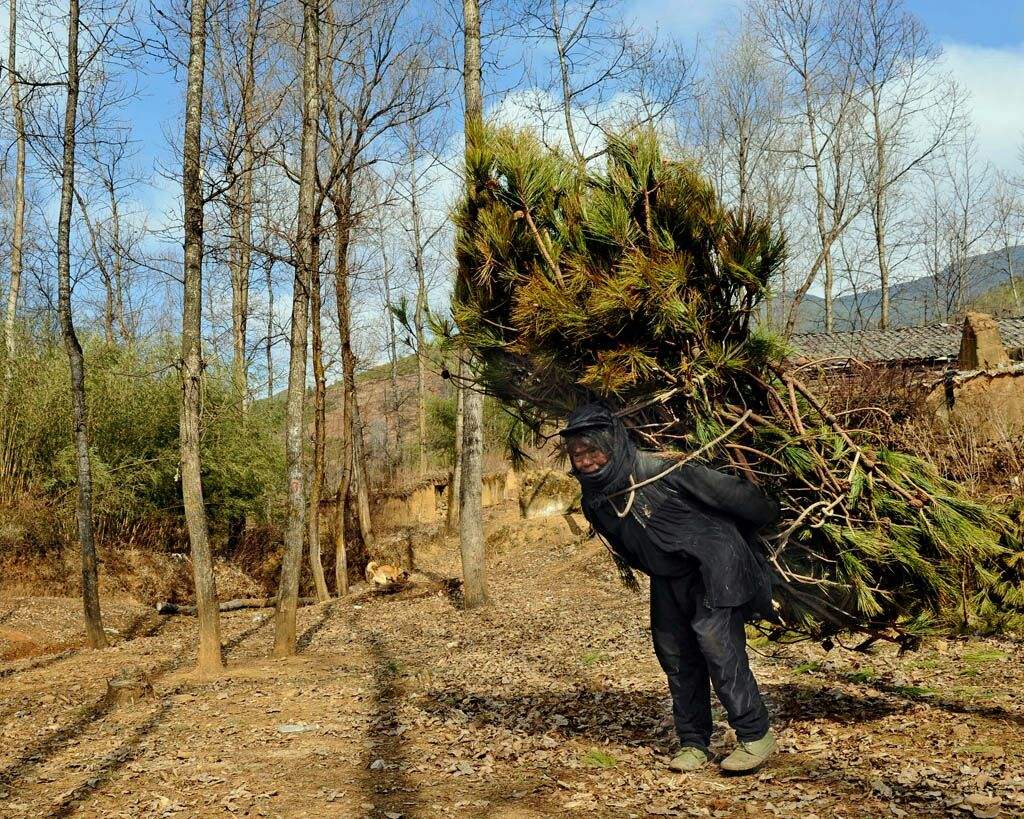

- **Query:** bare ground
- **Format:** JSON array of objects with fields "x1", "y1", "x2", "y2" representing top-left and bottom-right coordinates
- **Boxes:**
[{"x1": 2, "y1": 503, "x2": 1023, "y2": 818}]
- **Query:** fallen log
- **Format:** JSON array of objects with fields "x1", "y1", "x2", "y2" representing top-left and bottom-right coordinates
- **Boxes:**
[{"x1": 156, "y1": 596, "x2": 317, "y2": 616}]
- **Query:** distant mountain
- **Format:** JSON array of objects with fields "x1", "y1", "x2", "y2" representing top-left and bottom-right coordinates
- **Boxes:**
[{"x1": 780, "y1": 245, "x2": 1024, "y2": 333}]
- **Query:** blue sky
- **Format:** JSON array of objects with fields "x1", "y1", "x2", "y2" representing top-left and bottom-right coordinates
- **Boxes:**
[
  {"x1": 127, "y1": 0, "x2": 1024, "y2": 222},
  {"x1": 9, "y1": 1, "x2": 1023, "y2": 259},
  {"x1": 903, "y1": 0, "x2": 1023, "y2": 48}
]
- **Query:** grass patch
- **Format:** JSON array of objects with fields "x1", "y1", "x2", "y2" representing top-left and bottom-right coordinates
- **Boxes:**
[
  {"x1": 951, "y1": 685, "x2": 1000, "y2": 703},
  {"x1": 582, "y1": 748, "x2": 617, "y2": 768},
  {"x1": 955, "y1": 744, "x2": 1005, "y2": 758},
  {"x1": 961, "y1": 648, "x2": 1008, "y2": 666},
  {"x1": 889, "y1": 684, "x2": 936, "y2": 698},
  {"x1": 793, "y1": 660, "x2": 824, "y2": 674},
  {"x1": 580, "y1": 649, "x2": 607, "y2": 666},
  {"x1": 844, "y1": 668, "x2": 877, "y2": 684}
]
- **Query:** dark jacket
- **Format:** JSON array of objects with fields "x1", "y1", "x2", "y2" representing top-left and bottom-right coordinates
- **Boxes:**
[{"x1": 563, "y1": 404, "x2": 779, "y2": 614}]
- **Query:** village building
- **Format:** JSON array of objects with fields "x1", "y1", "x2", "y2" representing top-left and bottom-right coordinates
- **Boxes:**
[{"x1": 790, "y1": 313, "x2": 1024, "y2": 442}]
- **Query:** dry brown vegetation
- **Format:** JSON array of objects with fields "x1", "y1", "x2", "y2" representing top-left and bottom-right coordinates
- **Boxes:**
[{"x1": 813, "y1": 363, "x2": 1024, "y2": 499}]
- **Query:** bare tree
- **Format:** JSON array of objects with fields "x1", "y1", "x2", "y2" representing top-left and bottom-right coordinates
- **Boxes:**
[
  {"x1": 849, "y1": 0, "x2": 959, "y2": 328},
  {"x1": 317, "y1": 0, "x2": 443, "y2": 570},
  {"x1": 374, "y1": 195, "x2": 404, "y2": 481},
  {"x1": 751, "y1": 0, "x2": 864, "y2": 334},
  {"x1": 522, "y1": 0, "x2": 693, "y2": 165},
  {"x1": 408, "y1": 164, "x2": 429, "y2": 478},
  {"x1": 206, "y1": 0, "x2": 280, "y2": 413},
  {"x1": 4, "y1": 0, "x2": 27, "y2": 378},
  {"x1": 74, "y1": 135, "x2": 141, "y2": 345},
  {"x1": 273, "y1": 0, "x2": 321, "y2": 656},
  {"x1": 696, "y1": 27, "x2": 787, "y2": 214},
  {"x1": 991, "y1": 172, "x2": 1023, "y2": 311},
  {"x1": 57, "y1": 0, "x2": 107, "y2": 649},
  {"x1": 180, "y1": 0, "x2": 224, "y2": 671},
  {"x1": 917, "y1": 131, "x2": 994, "y2": 321},
  {"x1": 460, "y1": 0, "x2": 488, "y2": 608},
  {"x1": 399, "y1": 118, "x2": 448, "y2": 478}
]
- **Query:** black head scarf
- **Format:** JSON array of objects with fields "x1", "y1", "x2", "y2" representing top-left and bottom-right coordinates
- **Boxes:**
[{"x1": 559, "y1": 403, "x2": 637, "y2": 499}]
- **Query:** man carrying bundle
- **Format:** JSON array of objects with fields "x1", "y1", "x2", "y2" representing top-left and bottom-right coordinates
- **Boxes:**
[{"x1": 561, "y1": 403, "x2": 780, "y2": 775}]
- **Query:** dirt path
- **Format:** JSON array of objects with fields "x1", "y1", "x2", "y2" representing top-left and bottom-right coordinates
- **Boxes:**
[{"x1": 2, "y1": 507, "x2": 1024, "y2": 817}]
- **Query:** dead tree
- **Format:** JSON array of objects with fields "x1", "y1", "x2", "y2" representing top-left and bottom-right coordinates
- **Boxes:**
[
  {"x1": 57, "y1": 0, "x2": 107, "y2": 649},
  {"x1": 273, "y1": 0, "x2": 321, "y2": 657},
  {"x1": 181, "y1": 0, "x2": 223, "y2": 671}
]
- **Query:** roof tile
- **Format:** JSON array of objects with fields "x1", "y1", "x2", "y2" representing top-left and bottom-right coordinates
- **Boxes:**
[{"x1": 788, "y1": 316, "x2": 1024, "y2": 364}]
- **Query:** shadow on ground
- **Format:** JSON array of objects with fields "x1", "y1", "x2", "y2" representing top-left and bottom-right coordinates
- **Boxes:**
[
  {"x1": 48, "y1": 699, "x2": 173, "y2": 817},
  {"x1": 415, "y1": 679, "x2": 909, "y2": 752},
  {"x1": 355, "y1": 615, "x2": 425, "y2": 818}
]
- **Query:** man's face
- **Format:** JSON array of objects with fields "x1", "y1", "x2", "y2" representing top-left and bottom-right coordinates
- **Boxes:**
[{"x1": 566, "y1": 437, "x2": 609, "y2": 475}]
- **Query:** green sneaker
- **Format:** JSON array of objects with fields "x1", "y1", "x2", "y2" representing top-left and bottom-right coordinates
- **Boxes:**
[
  {"x1": 668, "y1": 746, "x2": 710, "y2": 772},
  {"x1": 720, "y1": 730, "x2": 777, "y2": 775}
]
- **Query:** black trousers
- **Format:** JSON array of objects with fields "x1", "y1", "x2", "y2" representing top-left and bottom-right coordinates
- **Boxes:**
[{"x1": 650, "y1": 573, "x2": 770, "y2": 750}]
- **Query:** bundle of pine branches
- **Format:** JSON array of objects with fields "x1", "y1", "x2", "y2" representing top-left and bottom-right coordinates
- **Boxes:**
[{"x1": 451, "y1": 124, "x2": 1024, "y2": 644}]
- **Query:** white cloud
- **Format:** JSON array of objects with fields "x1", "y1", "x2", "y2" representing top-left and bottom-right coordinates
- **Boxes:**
[{"x1": 941, "y1": 41, "x2": 1024, "y2": 173}]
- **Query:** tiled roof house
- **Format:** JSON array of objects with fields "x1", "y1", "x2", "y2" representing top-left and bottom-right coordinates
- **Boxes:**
[{"x1": 789, "y1": 316, "x2": 1024, "y2": 366}]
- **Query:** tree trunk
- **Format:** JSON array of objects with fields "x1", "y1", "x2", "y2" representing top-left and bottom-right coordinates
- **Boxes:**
[
  {"x1": 459, "y1": 382, "x2": 488, "y2": 607},
  {"x1": 459, "y1": 0, "x2": 489, "y2": 608},
  {"x1": 800, "y1": 75, "x2": 835, "y2": 334},
  {"x1": 273, "y1": 0, "x2": 319, "y2": 658},
  {"x1": 73, "y1": 187, "x2": 116, "y2": 345},
  {"x1": 111, "y1": 195, "x2": 130, "y2": 342},
  {"x1": 58, "y1": 0, "x2": 107, "y2": 650},
  {"x1": 351, "y1": 379, "x2": 375, "y2": 550},
  {"x1": 308, "y1": 240, "x2": 330, "y2": 602},
  {"x1": 107, "y1": 175, "x2": 129, "y2": 344},
  {"x1": 871, "y1": 89, "x2": 891, "y2": 330},
  {"x1": 265, "y1": 256, "x2": 274, "y2": 399},
  {"x1": 550, "y1": 0, "x2": 583, "y2": 166},
  {"x1": 102, "y1": 266, "x2": 115, "y2": 345},
  {"x1": 158, "y1": 596, "x2": 316, "y2": 615},
  {"x1": 181, "y1": 0, "x2": 222, "y2": 671},
  {"x1": 4, "y1": 0, "x2": 26, "y2": 378},
  {"x1": 230, "y1": 3, "x2": 257, "y2": 414},
  {"x1": 333, "y1": 196, "x2": 375, "y2": 556},
  {"x1": 380, "y1": 229, "x2": 401, "y2": 479},
  {"x1": 333, "y1": 447, "x2": 351, "y2": 596},
  {"x1": 229, "y1": 163, "x2": 252, "y2": 412},
  {"x1": 447, "y1": 357, "x2": 464, "y2": 531},
  {"x1": 409, "y1": 161, "x2": 428, "y2": 477}
]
